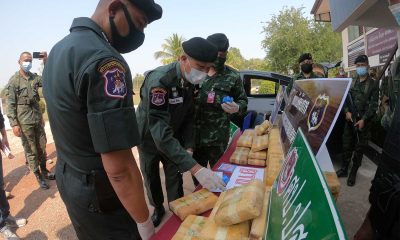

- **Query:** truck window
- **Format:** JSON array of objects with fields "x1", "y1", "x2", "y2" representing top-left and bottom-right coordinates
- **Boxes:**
[{"x1": 250, "y1": 78, "x2": 277, "y2": 96}]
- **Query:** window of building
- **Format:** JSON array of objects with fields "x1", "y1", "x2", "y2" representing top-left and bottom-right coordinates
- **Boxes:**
[{"x1": 348, "y1": 25, "x2": 364, "y2": 42}]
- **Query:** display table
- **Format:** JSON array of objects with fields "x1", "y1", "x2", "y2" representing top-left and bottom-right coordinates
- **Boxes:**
[{"x1": 151, "y1": 132, "x2": 245, "y2": 240}]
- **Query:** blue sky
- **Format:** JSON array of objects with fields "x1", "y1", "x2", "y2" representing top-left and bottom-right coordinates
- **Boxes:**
[{"x1": 0, "y1": 0, "x2": 315, "y2": 87}]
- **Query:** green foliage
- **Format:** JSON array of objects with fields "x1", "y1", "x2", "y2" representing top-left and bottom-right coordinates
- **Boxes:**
[
  {"x1": 227, "y1": 47, "x2": 270, "y2": 71},
  {"x1": 154, "y1": 33, "x2": 185, "y2": 65},
  {"x1": 261, "y1": 7, "x2": 342, "y2": 75},
  {"x1": 132, "y1": 73, "x2": 145, "y2": 90},
  {"x1": 258, "y1": 81, "x2": 276, "y2": 94}
]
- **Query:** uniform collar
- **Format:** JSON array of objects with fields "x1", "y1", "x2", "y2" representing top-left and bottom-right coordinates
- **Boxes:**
[{"x1": 70, "y1": 17, "x2": 109, "y2": 43}]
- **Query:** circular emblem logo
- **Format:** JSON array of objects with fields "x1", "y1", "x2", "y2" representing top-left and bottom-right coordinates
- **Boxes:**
[{"x1": 277, "y1": 148, "x2": 298, "y2": 196}]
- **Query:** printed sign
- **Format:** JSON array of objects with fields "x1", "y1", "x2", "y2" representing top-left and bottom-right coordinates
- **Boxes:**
[
  {"x1": 279, "y1": 78, "x2": 351, "y2": 156},
  {"x1": 266, "y1": 129, "x2": 347, "y2": 240},
  {"x1": 270, "y1": 85, "x2": 287, "y2": 125},
  {"x1": 226, "y1": 166, "x2": 264, "y2": 190}
]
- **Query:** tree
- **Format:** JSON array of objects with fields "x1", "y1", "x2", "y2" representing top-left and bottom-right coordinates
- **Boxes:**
[
  {"x1": 154, "y1": 33, "x2": 185, "y2": 65},
  {"x1": 227, "y1": 48, "x2": 270, "y2": 71},
  {"x1": 132, "y1": 73, "x2": 145, "y2": 90},
  {"x1": 261, "y1": 7, "x2": 342, "y2": 75}
]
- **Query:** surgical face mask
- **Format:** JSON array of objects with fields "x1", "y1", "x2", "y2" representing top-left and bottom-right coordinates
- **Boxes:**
[
  {"x1": 301, "y1": 63, "x2": 313, "y2": 74},
  {"x1": 183, "y1": 59, "x2": 208, "y2": 85},
  {"x1": 356, "y1": 66, "x2": 368, "y2": 76},
  {"x1": 21, "y1": 61, "x2": 32, "y2": 72},
  {"x1": 389, "y1": 3, "x2": 400, "y2": 26},
  {"x1": 214, "y1": 56, "x2": 227, "y2": 73},
  {"x1": 109, "y1": 4, "x2": 145, "y2": 53}
]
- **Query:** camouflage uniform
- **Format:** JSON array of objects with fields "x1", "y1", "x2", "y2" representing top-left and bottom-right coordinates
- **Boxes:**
[
  {"x1": 286, "y1": 71, "x2": 320, "y2": 95},
  {"x1": 340, "y1": 75, "x2": 379, "y2": 178},
  {"x1": 7, "y1": 72, "x2": 47, "y2": 173},
  {"x1": 193, "y1": 66, "x2": 247, "y2": 169}
]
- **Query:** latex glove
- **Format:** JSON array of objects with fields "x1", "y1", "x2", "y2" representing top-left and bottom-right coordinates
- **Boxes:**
[
  {"x1": 221, "y1": 101, "x2": 239, "y2": 114},
  {"x1": 137, "y1": 215, "x2": 155, "y2": 240},
  {"x1": 194, "y1": 167, "x2": 226, "y2": 191}
]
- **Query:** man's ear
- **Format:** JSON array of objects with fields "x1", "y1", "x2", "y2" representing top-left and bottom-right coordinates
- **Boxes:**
[{"x1": 108, "y1": 0, "x2": 123, "y2": 18}]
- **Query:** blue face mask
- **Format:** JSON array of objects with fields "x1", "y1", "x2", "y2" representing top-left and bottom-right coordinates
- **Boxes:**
[{"x1": 356, "y1": 66, "x2": 368, "y2": 76}]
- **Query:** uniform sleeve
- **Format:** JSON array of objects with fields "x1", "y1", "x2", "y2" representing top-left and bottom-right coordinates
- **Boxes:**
[
  {"x1": 6, "y1": 81, "x2": 18, "y2": 127},
  {"x1": 362, "y1": 81, "x2": 379, "y2": 122},
  {"x1": 0, "y1": 109, "x2": 5, "y2": 130},
  {"x1": 145, "y1": 74, "x2": 197, "y2": 172},
  {"x1": 181, "y1": 96, "x2": 194, "y2": 149},
  {"x1": 77, "y1": 58, "x2": 140, "y2": 153},
  {"x1": 231, "y1": 75, "x2": 248, "y2": 115}
]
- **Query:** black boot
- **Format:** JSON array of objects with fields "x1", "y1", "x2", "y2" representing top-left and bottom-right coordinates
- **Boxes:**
[
  {"x1": 336, "y1": 161, "x2": 350, "y2": 178},
  {"x1": 347, "y1": 166, "x2": 359, "y2": 187},
  {"x1": 41, "y1": 169, "x2": 56, "y2": 180},
  {"x1": 151, "y1": 206, "x2": 165, "y2": 227},
  {"x1": 34, "y1": 171, "x2": 49, "y2": 189}
]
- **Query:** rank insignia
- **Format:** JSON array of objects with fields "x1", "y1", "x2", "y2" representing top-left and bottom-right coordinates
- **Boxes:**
[{"x1": 307, "y1": 94, "x2": 329, "y2": 132}]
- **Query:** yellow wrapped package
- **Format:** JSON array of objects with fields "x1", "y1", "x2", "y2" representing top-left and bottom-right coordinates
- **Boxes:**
[
  {"x1": 254, "y1": 120, "x2": 271, "y2": 136},
  {"x1": 199, "y1": 192, "x2": 250, "y2": 240},
  {"x1": 170, "y1": 189, "x2": 218, "y2": 221},
  {"x1": 237, "y1": 134, "x2": 253, "y2": 148},
  {"x1": 324, "y1": 172, "x2": 341, "y2": 201},
  {"x1": 172, "y1": 215, "x2": 207, "y2": 240},
  {"x1": 265, "y1": 128, "x2": 284, "y2": 186},
  {"x1": 250, "y1": 188, "x2": 271, "y2": 239},
  {"x1": 230, "y1": 147, "x2": 250, "y2": 165},
  {"x1": 251, "y1": 135, "x2": 269, "y2": 152},
  {"x1": 248, "y1": 150, "x2": 267, "y2": 160},
  {"x1": 242, "y1": 129, "x2": 255, "y2": 136},
  {"x1": 214, "y1": 180, "x2": 265, "y2": 226},
  {"x1": 248, "y1": 159, "x2": 266, "y2": 167}
]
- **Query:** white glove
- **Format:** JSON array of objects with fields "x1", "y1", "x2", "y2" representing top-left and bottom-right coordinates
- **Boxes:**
[
  {"x1": 137, "y1": 215, "x2": 155, "y2": 240},
  {"x1": 221, "y1": 101, "x2": 239, "y2": 114},
  {"x1": 194, "y1": 167, "x2": 226, "y2": 191}
]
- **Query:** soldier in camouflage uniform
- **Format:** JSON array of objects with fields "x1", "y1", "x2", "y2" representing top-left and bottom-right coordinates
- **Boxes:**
[
  {"x1": 193, "y1": 33, "x2": 247, "y2": 178},
  {"x1": 286, "y1": 53, "x2": 320, "y2": 95},
  {"x1": 7, "y1": 52, "x2": 55, "y2": 189},
  {"x1": 336, "y1": 55, "x2": 379, "y2": 186}
]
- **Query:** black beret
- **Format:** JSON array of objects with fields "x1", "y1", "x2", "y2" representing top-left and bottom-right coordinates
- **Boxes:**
[
  {"x1": 129, "y1": 0, "x2": 162, "y2": 23},
  {"x1": 207, "y1": 33, "x2": 229, "y2": 52},
  {"x1": 182, "y1": 37, "x2": 218, "y2": 63},
  {"x1": 298, "y1": 53, "x2": 312, "y2": 63},
  {"x1": 355, "y1": 54, "x2": 369, "y2": 64}
]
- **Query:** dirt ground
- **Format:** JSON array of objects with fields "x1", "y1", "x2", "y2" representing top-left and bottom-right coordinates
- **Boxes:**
[{"x1": 2, "y1": 121, "x2": 374, "y2": 239}]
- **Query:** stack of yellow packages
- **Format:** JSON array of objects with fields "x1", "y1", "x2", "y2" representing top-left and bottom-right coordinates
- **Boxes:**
[
  {"x1": 265, "y1": 127, "x2": 285, "y2": 187},
  {"x1": 324, "y1": 172, "x2": 341, "y2": 201},
  {"x1": 231, "y1": 120, "x2": 272, "y2": 166},
  {"x1": 172, "y1": 181, "x2": 272, "y2": 240}
]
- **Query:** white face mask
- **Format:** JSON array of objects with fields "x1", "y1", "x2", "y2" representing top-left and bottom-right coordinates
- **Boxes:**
[
  {"x1": 21, "y1": 61, "x2": 32, "y2": 72},
  {"x1": 183, "y1": 58, "x2": 208, "y2": 85}
]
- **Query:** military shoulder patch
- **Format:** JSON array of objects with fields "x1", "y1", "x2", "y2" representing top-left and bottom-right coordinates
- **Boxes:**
[
  {"x1": 98, "y1": 59, "x2": 127, "y2": 99},
  {"x1": 150, "y1": 87, "x2": 168, "y2": 110}
]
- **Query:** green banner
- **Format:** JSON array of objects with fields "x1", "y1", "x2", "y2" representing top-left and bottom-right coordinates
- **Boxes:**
[{"x1": 265, "y1": 129, "x2": 347, "y2": 240}]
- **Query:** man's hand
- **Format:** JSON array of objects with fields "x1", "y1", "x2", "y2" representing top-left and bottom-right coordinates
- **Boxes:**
[
  {"x1": 345, "y1": 112, "x2": 353, "y2": 122},
  {"x1": 12, "y1": 126, "x2": 22, "y2": 137},
  {"x1": 354, "y1": 119, "x2": 365, "y2": 130},
  {"x1": 186, "y1": 148, "x2": 193, "y2": 156},
  {"x1": 382, "y1": 95, "x2": 390, "y2": 112},
  {"x1": 221, "y1": 101, "x2": 239, "y2": 114},
  {"x1": 137, "y1": 216, "x2": 155, "y2": 240},
  {"x1": 193, "y1": 167, "x2": 226, "y2": 191}
]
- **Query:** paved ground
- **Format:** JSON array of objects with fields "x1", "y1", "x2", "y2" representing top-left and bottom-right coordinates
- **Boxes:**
[{"x1": 2, "y1": 122, "x2": 376, "y2": 239}]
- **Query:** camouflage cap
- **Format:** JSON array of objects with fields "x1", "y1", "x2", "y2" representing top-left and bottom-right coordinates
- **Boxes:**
[
  {"x1": 129, "y1": 0, "x2": 162, "y2": 23},
  {"x1": 354, "y1": 54, "x2": 369, "y2": 64},
  {"x1": 207, "y1": 33, "x2": 229, "y2": 52},
  {"x1": 298, "y1": 53, "x2": 312, "y2": 63},
  {"x1": 182, "y1": 37, "x2": 218, "y2": 63}
]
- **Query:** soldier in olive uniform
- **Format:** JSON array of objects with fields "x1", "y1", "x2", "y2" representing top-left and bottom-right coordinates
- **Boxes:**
[
  {"x1": 336, "y1": 55, "x2": 379, "y2": 186},
  {"x1": 7, "y1": 52, "x2": 55, "y2": 190},
  {"x1": 193, "y1": 33, "x2": 247, "y2": 176},
  {"x1": 43, "y1": 0, "x2": 163, "y2": 239},
  {"x1": 136, "y1": 37, "x2": 226, "y2": 227},
  {"x1": 286, "y1": 53, "x2": 320, "y2": 95}
]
